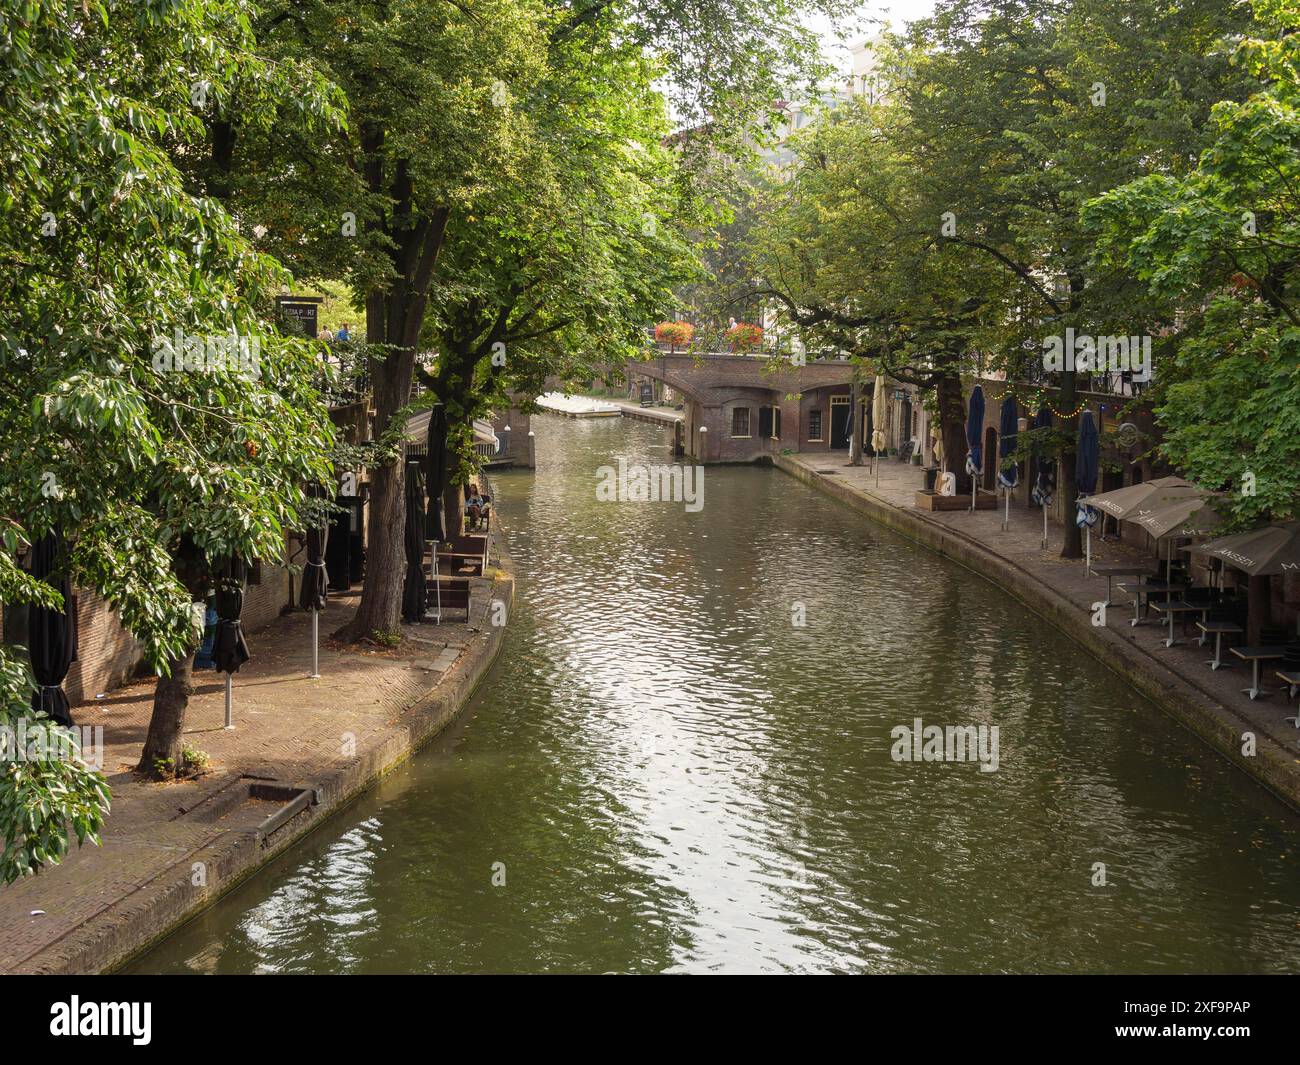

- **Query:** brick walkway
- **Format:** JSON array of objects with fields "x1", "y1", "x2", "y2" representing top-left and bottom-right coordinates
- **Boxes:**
[
  {"x1": 0, "y1": 562, "x2": 510, "y2": 974},
  {"x1": 780, "y1": 452, "x2": 1300, "y2": 806}
]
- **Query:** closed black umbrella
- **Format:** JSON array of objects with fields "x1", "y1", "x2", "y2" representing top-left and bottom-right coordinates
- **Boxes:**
[
  {"x1": 28, "y1": 530, "x2": 76, "y2": 728},
  {"x1": 213, "y1": 555, "x2": 249, "y2": 728},
  {"x1": 425, "y1": 405, "x2": 448, "y2": 543},
  {"x1": 299, "y1": 482, "x2": 329, "y2": 679},
  {"x1": 402, "y1": 461, "x2": 427, "y2": 623},
  {"x1": 213, "y1": 555, "x2": 250, "y2": 673},
  {"x1": 299, "y1": 483, "x2": 330, "y2": 612}
]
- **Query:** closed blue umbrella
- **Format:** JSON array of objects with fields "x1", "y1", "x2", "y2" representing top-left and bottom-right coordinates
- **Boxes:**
[
  {"x1": 1075, "y1": 410, "x2": 1100, "y2": 572},
  {"x1": 1030, "y1": 407, "x2": 1053, "y2": 495},
  {"x1": 1030, "y1": 407, "x2": 1055, "y2": 548},
  {"x1": 997, "y1": 397, "x2": 1018, "y2": 530},
  {"x1": 965, "y1": 384, "x2": 985, "y2": 511}
]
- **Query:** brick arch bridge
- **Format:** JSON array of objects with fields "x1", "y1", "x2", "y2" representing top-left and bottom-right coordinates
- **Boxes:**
[{"x1": 627, "y1": 353, "x2": 857, "y2": 463}]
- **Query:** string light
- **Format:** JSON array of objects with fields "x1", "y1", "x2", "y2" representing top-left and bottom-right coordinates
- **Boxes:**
[{"x1": 986, "y1": 383, "x2": 1090, "y2": 420}]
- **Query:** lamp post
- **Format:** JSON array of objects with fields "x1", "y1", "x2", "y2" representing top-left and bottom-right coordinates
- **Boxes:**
[{"x1": 698, "y1": 424, "x2": 708, "y2": 463}]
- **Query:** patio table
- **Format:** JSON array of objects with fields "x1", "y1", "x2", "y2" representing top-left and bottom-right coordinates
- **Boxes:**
[
  {"x1": 1197, "y1": 620, "x2": 1244, "y2": 671},
  {"x1": 1230, "y1": 645, "x2": 1286, "y2": 701},
  {"x1": 1151, "y1": 599, "x2": 1208, "y2": 648},
  {"x1": 1118, "y1": 579, "x2": 1183, "y2": 627},
  {"x1": 1091, "y1": 564, "x2": 1155, "y2": 608},
  {"x1": 1274, "y1": 670, "x2": 1300, "y2": 728}
]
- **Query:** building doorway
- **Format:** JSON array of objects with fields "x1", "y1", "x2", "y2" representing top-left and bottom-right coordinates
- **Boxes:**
[{"x1": 831, "y1": 396, "x2": 851, "y2": 449}]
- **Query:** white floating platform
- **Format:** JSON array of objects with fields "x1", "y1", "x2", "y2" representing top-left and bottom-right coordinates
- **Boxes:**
[{"x1": 536, "y1": 392, "x2": 622, "y2": 418}]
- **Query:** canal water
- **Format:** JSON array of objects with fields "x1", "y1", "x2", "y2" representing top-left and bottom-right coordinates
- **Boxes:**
[{"x1": 129, "y1": 416, "x2": 1300, "y2": 974}]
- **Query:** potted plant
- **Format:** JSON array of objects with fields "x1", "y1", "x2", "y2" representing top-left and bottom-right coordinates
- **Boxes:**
[
  {"x1": 726, "y1": 322, "x2": 763, "y2": 353},
  {"x1": 655, "y1": 321, "x2": 695, "y2": 354}
]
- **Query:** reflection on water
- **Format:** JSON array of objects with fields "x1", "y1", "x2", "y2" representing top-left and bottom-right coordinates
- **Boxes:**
[{"x1": 129, "y1": 416, "x2": 1300, "y2": 974}]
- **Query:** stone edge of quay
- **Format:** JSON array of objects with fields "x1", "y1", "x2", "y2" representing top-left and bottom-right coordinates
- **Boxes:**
[{"x1": 773, "y1": 454, "x2": 1300, "y2": 815}]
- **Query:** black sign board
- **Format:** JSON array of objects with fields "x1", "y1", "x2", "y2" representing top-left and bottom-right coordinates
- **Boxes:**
[{"x1": 276, "y1": 295, "x2": 323, "y2": 338}]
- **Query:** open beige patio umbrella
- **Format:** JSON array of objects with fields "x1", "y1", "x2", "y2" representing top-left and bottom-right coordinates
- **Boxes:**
[
  {"x1": 1086, "y1": 475, "x2": 1205, "y2": 549},
  {"x1": 1129, "y1": 496, "x2": 1223, "y2": 584},
  {"x1": 1086, "y1": 476, "x2": 1202, "y2": 521},
  {"x1": 1189, "y1": 522, "x2": 1300, "y2": 649},
  {"x1": 1189, "y1": 522, "x2": 1300, "y2": 576}
]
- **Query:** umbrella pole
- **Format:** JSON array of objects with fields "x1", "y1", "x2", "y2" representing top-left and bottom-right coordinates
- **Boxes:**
[
  {"x1": 1086, "y1": 524, "x2": 1092, "y2": 576},
  {"x1": 224, "y1": 673, "x2": 233, "y2": 730},
  {"x1": 1042, "y1": 503, "x2": 1048, "y2": 549},
  {"x1": 310, "y1": 608, "x2": 320, "y2": 679},
  {"x1": 1003, "y1": 487, "x2": 1009, "y2": 532}
]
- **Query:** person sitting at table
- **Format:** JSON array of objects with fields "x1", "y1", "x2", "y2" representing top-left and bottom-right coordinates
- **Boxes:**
[{"x1": 464, "y1": 484, "x2": 491, "y2": 530}]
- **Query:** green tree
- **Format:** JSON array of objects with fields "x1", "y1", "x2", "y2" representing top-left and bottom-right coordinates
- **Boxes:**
[
  {"x1": 1085, "y1": 0, "x2": 1298, "y2": 527},
  {"x1": 892, "y1": 0, "x2": 1251, "y2": 553},
  {"x1": 0, "y1": 0, "x2": 338, "y2": 878},
  {"x1": 419, "y1": 15, "x2": 698, "y2": 516},
  {"x1": 746, "y1": 98, "x2": 1000, "y2": 482},
  {"x1": 232, "y1": 0, "x2": 847, "y2": 640}
]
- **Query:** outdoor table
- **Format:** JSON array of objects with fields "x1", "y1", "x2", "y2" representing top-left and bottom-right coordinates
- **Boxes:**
[
  {"x1": 1197, "y1": 620, "x2": 1244, "y2": 670},
  {"x1": 1230, "y1": 645, "x2": 1287, "y2": 701},
  {"x1": 1119, "y1": 579, "x2": 1183, "y2": 627},
  {"x1": 1091, "y1": 564, "x2": 1154, "y2": 607},
  {"x1": 1150, "y1": 599, "x2": 1207, "y2": 648},
  {"x1": 1278, "y1": 671, "x2": 1300, "y2": 728},
  {"x1": 1274, "y1": 670, "x2": 1300, "y2": 728}
]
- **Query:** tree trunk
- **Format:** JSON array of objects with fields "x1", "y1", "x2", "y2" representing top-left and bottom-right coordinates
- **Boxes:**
[
  {"x1": 443, "y1": 480, "x2": 463, "y2": 541},
  {"x1": 137, "y1": 538, "x2": 206, "y2": 778},
  {"x1": 339, "y1": 139, "x2": 450, "y2": 642},
  {"x1": 935, "y1": 372, "x2": 971, "y2": 494},
  {"x1": 339, "y1": 287, "x2": 412, "y2": 640},
  {"x1": 138, "y1": 653, "x2": 194, "y2": 778},
  {"x1": 443, "y1": 446, "x2": 465, "y2": 542}
]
